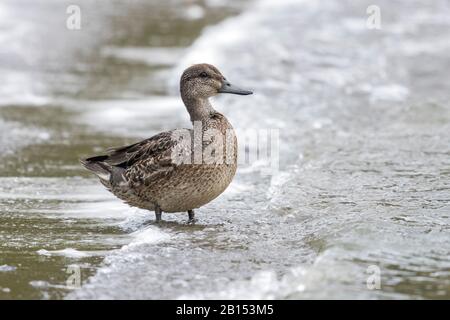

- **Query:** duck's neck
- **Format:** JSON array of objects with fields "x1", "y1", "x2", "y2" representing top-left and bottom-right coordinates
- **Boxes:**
[{"x1": 182, "y1": 96, "x2": 216, "y2": 123}]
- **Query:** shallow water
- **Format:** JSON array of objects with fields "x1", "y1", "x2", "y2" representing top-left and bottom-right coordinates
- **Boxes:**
[{"x1": 1, "y1": 0, "x2": 450, "y2": 299}]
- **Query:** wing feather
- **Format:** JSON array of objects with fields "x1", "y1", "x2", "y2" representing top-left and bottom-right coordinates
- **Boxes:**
[{"x1": 93, "y1": 131, "x2": 177, "y2": 168}]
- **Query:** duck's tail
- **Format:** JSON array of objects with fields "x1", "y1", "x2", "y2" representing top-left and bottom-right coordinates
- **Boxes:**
[{"x1": 80, "y1": 156, "x2": 112, "y2": 182}]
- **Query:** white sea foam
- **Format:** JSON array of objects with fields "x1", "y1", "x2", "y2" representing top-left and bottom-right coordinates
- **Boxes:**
[
  {"x1": 222, "y1": 180, "x2": 253, "y2": 195},
  {"x1": 370, "y1": 84, "x2": 410, "y2": 103},
  {"x1": 125, "y1": 226, "x2": 170, "y2": 248},
  {"x1": 66, "y1": 226, "x2": 171, "y2": 299},
  {"x1": 266, "y1": 171, "x2": 291, "y2": 200},
  {"x1": 181, "y1": 4, "x2": 205, "y2": 21},
  {"x1": 29, "y1": 280, "x2": 68, "y2": 290},
  {"x1": 172, "y1": 0, "x2": 307, "y2": 81},
  {"x1": 0, "y1": 120, "x2": 51, "y2": 156},
  {"x1": 101, "y1": 46, "x2": 185, "y2": 66},
  {"x1": 37, "y1": 248, "x2": 91, "y2": 259},
  {"x1": 0, "y1": 265, "x2": 16, "y2": 272},
  {"x1": 0, "y1": 177, "x2": 140, "y2": 221},
  {"x1": 0, "y1": 177, "x2": 110, "y2": 202},
  {"x1": 178, "y1": 247, "x2": 400, "y2": 299},
  {"x1": 0, "y1": 2, "x2": 50, "y2": 107},
  {"x1": 0, "y1": 72, "x2": 49, "y2": 107},
  {"x1": 76, "y1": 97, "x2": 184, "y2": 137}
]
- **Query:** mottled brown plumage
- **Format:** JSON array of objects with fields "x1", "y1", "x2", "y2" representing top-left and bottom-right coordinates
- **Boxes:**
[{"x1": 81, "y1": 64, "x2": 252, "y2": 222}]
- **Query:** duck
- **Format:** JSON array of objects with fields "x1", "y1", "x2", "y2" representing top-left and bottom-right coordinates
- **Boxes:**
[{"x1": 81, "y1": 63, "x2": 253, "y2": 223}]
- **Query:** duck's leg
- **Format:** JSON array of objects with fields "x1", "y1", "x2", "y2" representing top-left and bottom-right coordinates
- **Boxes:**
[
  {"x1": 187, "y1": 210, "x2": 195, "y2": 224},
  {"x1": 155, "y1": 205, "x2": 162, "y2": 222}
]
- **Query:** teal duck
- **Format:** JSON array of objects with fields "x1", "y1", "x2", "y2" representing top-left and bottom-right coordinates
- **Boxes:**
[{"x1": 81, "y1": 64, "x2": 253, "y2": 222}]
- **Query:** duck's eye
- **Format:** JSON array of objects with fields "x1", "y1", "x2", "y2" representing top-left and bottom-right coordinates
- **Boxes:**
[{"x1": 199, "y1": 72, "x2": 208, "y2": 78}]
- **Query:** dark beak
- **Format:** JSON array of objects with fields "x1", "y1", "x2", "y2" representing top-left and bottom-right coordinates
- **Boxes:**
[{"x1": 218, "y1": 80, "x2": 253, "y2": 95}]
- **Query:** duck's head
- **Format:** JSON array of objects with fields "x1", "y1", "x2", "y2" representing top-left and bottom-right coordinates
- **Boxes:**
[{"x1": 180, "y1": 63, "x2": 253, "y2": 100}]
